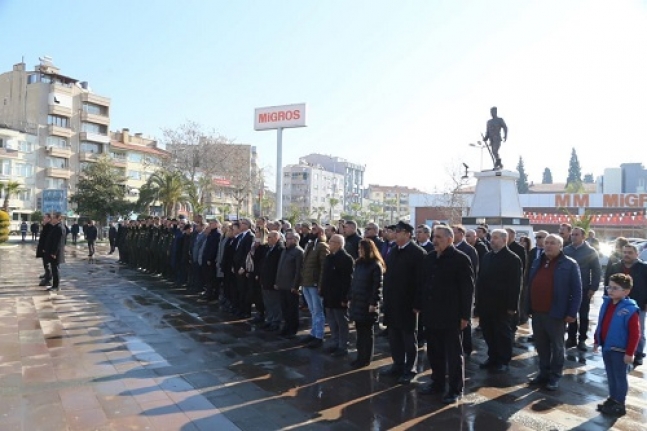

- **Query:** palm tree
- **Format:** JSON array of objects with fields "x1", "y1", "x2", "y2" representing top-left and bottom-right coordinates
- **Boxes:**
[
  {"x1": 146, "y1": 170, "x2": 190, "y2": 217},
  {"x1": 328, "y1": 197, "x2": 340, "y2": 221},
  {"x1": 1, "y1": 181, "x2": 22, "y2": 211}
]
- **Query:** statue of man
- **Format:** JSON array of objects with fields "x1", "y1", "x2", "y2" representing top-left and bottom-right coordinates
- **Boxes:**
[{"x1": 483, "y1": 106, "x2": 508, "y2": 169}]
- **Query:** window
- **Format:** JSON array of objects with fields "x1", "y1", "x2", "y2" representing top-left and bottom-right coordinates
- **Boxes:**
[
  {"x1": 82, "y1": 102, "x2": 108, "y2": 116},
  {"x1": 81, "y1": 122, "x2": 107, "y2": 135},
  {"x1": 128, "y1": 152, "x2": 143, "y2": 163},
  {"x1": 17, "y1": 190, "x2": 31, "y2": 201},
  {"x1": 46, "y1": 157, "x2": 67, "y2": 169},
  {"x1": 0, "y1": 159, "x2": 10, "y2": 175},
  {"x1": 80, "y1": 142, "x2": 101, "y2": 153},
  {"x1": 46, "y1": 178, "x2": 67, "y2": 189},
  {"x1": 110, "y1": 151, "x2": 126, "y2": 161},
  {"x1": 47, "y1": 115, "x2": 69, "y2": 128},
  {"x1": 46, "y1": 136, "x2": 68, "y2": 148},
  {"x1": 19, "y1": 141, "x2": 34, "y2": 152},
  {"x1": 13, "y1": 163, "x2": 33, "y2": 177},
  {"x1": 128, "y1": 170, "x2": 141, "y2": 180}
]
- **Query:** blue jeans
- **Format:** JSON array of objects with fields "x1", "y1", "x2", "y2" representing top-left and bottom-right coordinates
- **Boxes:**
[
  {"x1": 636, "y1": 310, "x2": 646, "y2": 358},
  {"x1": 302, "y1": 286, "x2": 325, "y2": 339},
  {"x1": 602, "y1": 350, "x2": 630, "y2": 404}
]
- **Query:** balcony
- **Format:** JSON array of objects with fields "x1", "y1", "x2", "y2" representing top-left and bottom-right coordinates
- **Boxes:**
[
  {"x1": 79, "y1": 131, "x2": 110, "y2": 144},
  {"x1": 48, "y1": 104, "x2": 72, "y2": 117},
  {"x1": 48, "y1": 124, "x2": 73, "y2": 138},
  {"x1": 78, "y1": 152, "x2": 99, "y2": 163},
  {"x1": 45, "y1": 167, "x2": 71, "y2": 179},
  {"x1": 110, "y1": 157, "x2": 127, "y2": 168},
  {"x1": 81, "y1": 111, "x2": 110, "y2": 126},
  {"x1": 47, "y1": 146, "x2": 72, "y2": 159},
  {"x1": 81, "y1": 92, "x2": 111, "y2": 107},
  {"x1": 50, "y1": 82, "x2": 73, "y2": 95}
]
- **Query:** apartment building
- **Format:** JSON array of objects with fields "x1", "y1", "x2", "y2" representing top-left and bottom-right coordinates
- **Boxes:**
[
  {"x1": 282, "y1": 163, "x2": 344, "y2": 221},
  {"x1": 0, "y1": 57, "x2": 111, "y2": 213},
  {"x1": 366, "y1": 184, "x2": 424, "y2": 223},
  {"x1": 299, "y1": 154, "x2": 365, "y2": 212}
]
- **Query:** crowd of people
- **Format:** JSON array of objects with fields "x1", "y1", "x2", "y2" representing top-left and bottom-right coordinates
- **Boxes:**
[{"x1": 33, "y1": 214, "x2": 647, "y2": 415}]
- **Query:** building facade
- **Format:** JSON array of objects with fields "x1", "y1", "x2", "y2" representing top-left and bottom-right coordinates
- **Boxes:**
[
  {"x1": 299, "y1": 154, "x2": 364, "y2": 212},
  {"x1": 282, "y1": 163, "x2": 344, "y2": 221},
  {"x1": 366, "y1": 184, "x2": 424, "y2": 224}
]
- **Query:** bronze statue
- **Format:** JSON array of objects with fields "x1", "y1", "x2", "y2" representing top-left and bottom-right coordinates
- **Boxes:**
[{"x1": 482, "y1": 106, "x2": 508, "y2": 170}]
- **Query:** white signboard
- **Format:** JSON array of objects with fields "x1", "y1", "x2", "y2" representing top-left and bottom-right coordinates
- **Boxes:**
[{"x1": 254, "y1": 103, "x2": 306, "y2": 131}]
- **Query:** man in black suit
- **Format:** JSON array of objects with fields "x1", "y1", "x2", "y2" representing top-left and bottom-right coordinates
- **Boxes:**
[
  {"x1": 232, "y1": 219, "x2": 255, "y2": 318},
  {"x1": 416, "y1": 224, "x2": 434, "y2": 253},
  {"x1": 364, "y1": 222, "x2": 384, "y2": 251},
  {"x1": 108, "y1": 222, "x2": 117, "y2": 254},
  {"x1": 86, "y1": 220, "x2": 98, "y2": 257},
  {"x1": 453, "y1": 224, "x2": 479, "y2": 358},
  {"x1": 476, "y1": 229, "x2": 522, "y2": 373},
  {"x1": 43, "y1": 212, "x2": 66, "y2": 292},
  {"x1": 416, "y1": 225, "x2": 474, "y2": 404},
  {"x1": 37, "y1": 213, "x2": 53, "y2": 286},
  {"x1": 467, "y1": 228, "x2": 489, "y2": 263},
  {"x1": 259, "y1": 231, "x2": 285, "y2": 331},
  {"x1": 380, "y1": 225, "x2": 396, "y2": 259}
]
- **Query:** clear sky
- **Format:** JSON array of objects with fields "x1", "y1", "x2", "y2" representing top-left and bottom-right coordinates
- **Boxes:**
[{"x1": 1, "y1": 0, "x2": 646, "y2": 193}]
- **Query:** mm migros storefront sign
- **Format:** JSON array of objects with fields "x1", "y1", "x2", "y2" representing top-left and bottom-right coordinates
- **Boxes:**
[{"x1": 520, "y1": 193, "x2": 647, "y2": 209}]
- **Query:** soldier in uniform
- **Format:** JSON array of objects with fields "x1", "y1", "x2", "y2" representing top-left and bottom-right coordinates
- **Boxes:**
[{"x1": 482, "y1": 106, "x2": 508, "y2": 170}]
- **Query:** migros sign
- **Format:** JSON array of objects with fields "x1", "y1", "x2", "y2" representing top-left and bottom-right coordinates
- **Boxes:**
[
  {"x1": 254, "y1": 103, "x2": 306, "y2": 131},
  {"x1": 554, "y1": 193, "x2": 647, "y2": 208}
]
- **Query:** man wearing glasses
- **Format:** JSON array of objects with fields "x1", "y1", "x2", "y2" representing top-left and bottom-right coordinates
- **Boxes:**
[
  {"x1": 527, "y1": 234, "x2": 582, "y2": 391},
  {"x1": 364, "y1": 222, "x2": 384, "y2": 251}
]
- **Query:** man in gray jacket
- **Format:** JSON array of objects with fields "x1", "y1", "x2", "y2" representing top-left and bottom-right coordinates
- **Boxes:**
[
  {"x1": 276, "y1": 232, "x2": 304, "y2": 338},
  {"x1": 564, "y1": 227, "x2": 601, "y2": 351}
]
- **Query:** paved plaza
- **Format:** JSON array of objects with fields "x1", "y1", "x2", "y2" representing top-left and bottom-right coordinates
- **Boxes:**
[{"x1": 0, "y1": 239, "x2": 646, "y2": 430}]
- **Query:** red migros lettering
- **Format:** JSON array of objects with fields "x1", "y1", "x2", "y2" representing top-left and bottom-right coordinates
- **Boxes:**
[{"x1": 259, "y1": 110, "x2": 301, "y2": 124}]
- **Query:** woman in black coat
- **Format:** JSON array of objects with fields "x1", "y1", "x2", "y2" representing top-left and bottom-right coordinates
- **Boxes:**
[{"x1": 348, "y1": 239, "x2": 384, "y2": 368}]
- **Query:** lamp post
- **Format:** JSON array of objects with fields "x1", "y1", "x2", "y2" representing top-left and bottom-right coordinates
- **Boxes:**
[{"x1": 469, "y1": 142, "x2": 485, "y2": 171}]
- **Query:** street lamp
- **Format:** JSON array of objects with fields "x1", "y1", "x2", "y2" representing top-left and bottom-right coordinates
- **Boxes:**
[{"x1": 468, "y1": 142, "x2": 486, "y2": 171}]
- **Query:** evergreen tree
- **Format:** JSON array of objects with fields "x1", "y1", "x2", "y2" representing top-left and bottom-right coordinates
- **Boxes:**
[
  {"x1": 516, "y1": 156, "x2": 530, "y2": 193},
  {"x1": 70, "y1": 155, "x2": 131, "y2": 221},
  {"x1": 583, "y1": 173, "x2": 594, "y2": 183},
  {"x1": 566, "y1": 148, "x2": 583, "y2": 187},
  {"x1": 542, "y1": 168, "x2": 553, "y2": 184}
]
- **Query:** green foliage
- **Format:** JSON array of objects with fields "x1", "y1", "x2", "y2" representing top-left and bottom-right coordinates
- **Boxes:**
[
  {"x1": 560, "y1": 207, "x2": 594, "y2": 234},
  {"x1": 1, "y1": 180, "x2": 23, "y2": 211},
  {"x1": 31, "y1": 211, "x2": 43, "y2": 223},
  {"x1": 139, "y1": 169, "x2": 190, "y2": 217},
  {"x1": 0, "y1": 210, "x2": 10, "y2": 243},
  {"x1": 328, "y1": 198, "x2": 340, "y2": 221},
  {"x1": 69, "y1": 155, "x2": 131, "y2": 221},
  {"x1": 542, "y1": 168, "x2": 553, "y2": 184},
  {"x1": 566, "y1": 148, "x2": 583, "y2": 188},
  {"x1": 516, "y1": 157, "x2": 530, "y2": 194},
  {"x1": 583, "y1": 173, "x2": 594, "y2": 184}
]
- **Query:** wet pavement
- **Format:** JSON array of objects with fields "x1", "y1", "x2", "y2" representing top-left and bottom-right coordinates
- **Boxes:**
[{"x1": 1, "y1": 239, "x2": 646, "y2": 430}]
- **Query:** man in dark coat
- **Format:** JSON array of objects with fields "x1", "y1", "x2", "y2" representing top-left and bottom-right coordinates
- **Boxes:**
[
  {"x1": 343, "y1": 220, "x2": 362, "y2": 259},
  {"x1": 364, "y1": 222, "x2": 384, "y2": 251},
  {"x1": 43, "y1": 212, "x2": 66, "y2": 291},
  {"x1": 232, "y1": 219, "x2": 254, "y2": 317},
  {"x1": 380, "y1": 221, "x2": 426, "y2": 384},
  {"x1": 70, "y1": 222, "x2": 80, "y2": 244},
  {"x1": 30, "y1": 221, "x2": 39, "y2": 241},
  {"x1": 475, "y1": 229, "x2": 522, "y2": 372},
  {"x1": 416, "y1": 224, "x2": 434, "y2": 253},
  {"x1": 275, "y1": 232, "x2": 304, "y2": 338},
  {"x1": 86, "y1": 220, "x2": 98, "y2": 257},
  {"x1": 108, "y1": 222, "x2": 117, "y2": 254},
  {"x1": 201, "y1": 219, "x2": 222, "y2": 301},
  {"x1": 453, "y1": 224, "x2": 479, "y2": 358},
  {"x1": 416, "y1": 225, "x2": 474, "y2": 404},
  {"x1": 320, "y1": 234, "x2": 355, "y2": 356},
  {"x1": 37, "y1": 213, "x2": 53, "y2": 286},
  {"x1": 466, "y1": 228, "x2": 489, "y2": 264},
  {"x1": 259, "y1": 231, "x2": 285, "y2": 331}
]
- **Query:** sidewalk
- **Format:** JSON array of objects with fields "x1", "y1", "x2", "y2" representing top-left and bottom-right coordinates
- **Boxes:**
[{"x1": 1, "y1": 241, "x2": 647, "y2": 430}]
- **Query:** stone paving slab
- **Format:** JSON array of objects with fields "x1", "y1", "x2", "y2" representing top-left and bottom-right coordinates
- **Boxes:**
[{"x1": 1, "y1": 239, "x2": 647, "y2": 430}]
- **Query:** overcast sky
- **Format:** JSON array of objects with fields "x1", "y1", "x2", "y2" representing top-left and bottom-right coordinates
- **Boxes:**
[{"x1": 1, "y1": 0, "x2": 645, "y2": 192}]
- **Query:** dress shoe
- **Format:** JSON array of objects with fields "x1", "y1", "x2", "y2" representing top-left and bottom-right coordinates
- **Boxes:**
[
  {"x1": 331, "y1": 349, "x2": 348, "y2": 357},
  {"x1": 45, "y1": 286, "x2": 59, "y2": 292},
  {"x1": 565, "y1": 338, "x2": 577, "y2": 348},
  {"x1": 597, "y1": 398, "x2": 614, "y2": 412},
  {"x1": 397, "y1": 372, "x2": 416, "y2": 384},
  {"x1": 379, "y1": 366, "x2": 402, "y2": 376},
  {"x1": 545, "y1": 378, "x2": 559, "y2": 391},
  {"x1": 39, "y1": 279, "x2": 51, "y2": 287},
  {"x1": 599, "y1": 400, "x2": 626, "y2": 417},
  {"x1": 418, "y1": 384, "x2": 444, "y2": 395},
  {"x1": 577, "y1": 340, "x2": 587, "y2": 352},
  {"x1": 39, "y1": 273, "x2": 47, "y2": 279},
  {"x1": 298, "y1": 335, "x2": 316, "y2": 345},
  {"x1": 634, "y1": 356, "x2": 643, "y2": 367},
  {"x1": 305, "y1": 338, "x2": 323, "y2": 349},
  {"x1": 528, "y1": 375, "x2": 549, "y2": 386},
  {"x1": 442, "y1": 392, "x2": 462, "y2": 404}
]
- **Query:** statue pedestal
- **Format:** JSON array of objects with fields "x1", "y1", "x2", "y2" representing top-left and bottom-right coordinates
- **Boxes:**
[{"x1": 462, "y1": 170, "x2": 531, "y2": 234}]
